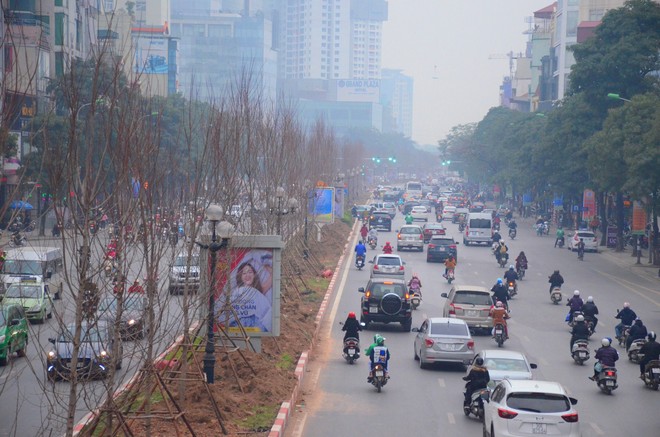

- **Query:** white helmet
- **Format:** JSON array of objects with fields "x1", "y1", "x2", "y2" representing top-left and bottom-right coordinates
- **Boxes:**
[
  {"x1": 587, "y1": 296, "x2": 593, "y2": 302},
  {"x1": 623, "y1": 302, "x2": 630, "y2": 308},
  {"x1": 573, "y1": 290, "x2": 580, "y2": 296},
  {"x1": 576, "y1": 315, "x2": 585, "y2": 322},
  {"x1": 601, "y1": 338, "x2": 611, "y2": 347}
]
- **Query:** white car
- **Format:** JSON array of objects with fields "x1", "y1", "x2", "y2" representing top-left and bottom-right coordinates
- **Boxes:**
[
  {"x1": 483, "y1": 379, "x2": 580, "y2": 437},
  {"x1": 441, "y1": 205, "x2": 456, "y2": 220},
  {"x1": 410, "y1": 206, "x2": 428, "y2": 222},
  {"x1": 471, "y1": 350, "x2": 537, "y2": 383},
  {"x1": 567, "y1": 231, "x2": 598, "y2": 252}
]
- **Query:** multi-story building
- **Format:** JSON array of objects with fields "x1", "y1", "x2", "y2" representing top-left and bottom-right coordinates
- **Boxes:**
[{"x1": 380, "y1": 68, "x2": 412, "y2": 138}]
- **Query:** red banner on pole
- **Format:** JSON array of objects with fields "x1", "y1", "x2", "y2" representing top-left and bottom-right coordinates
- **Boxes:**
[
  {"x1": 582, "y1": 189, "x2": 596, "y2": 220},
  {"x1": 631, "y1": 201, "x2": 646, "y2": 235}
]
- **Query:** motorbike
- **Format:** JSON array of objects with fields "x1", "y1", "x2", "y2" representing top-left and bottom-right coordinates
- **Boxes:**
[
  {"x1": 8, "y1": 232, "x2": 26, "y2": 247},
  {"x1": 458, "y1": 222, "x2": 465, "y2": 232},
  {"x1": 445, "y1": 268, "x2": 455, "y2": 284},
  {"x1": 627, "y1": 338, "x2": 646, "y2": 363},
  {"x1": 595, "y1": 365, "x2": 618, "y2": 394},
  {"x1": 536, "y1": 223, "x2": 544, "y2": 236},
  {"x1": 508, "y1": 228, "x2": 517, "y2": 240},
  {"x1": 568, "y1": 311, "x2": 584, "y2": 329},
  {"x1": 577, "y1": 246, "x2": 585, "y2": 261},
  {"x1": 355, "y1": 254, "x2": 365, "y2": 270},
  {"x1": 585, "y1": 317, "x2": 596, "y2": 338},
  {"x1": 369, "y1": 363, "x2": 388, "y2": 392},
  {"x1": 616, "y1": 324, "x2": 631, "y2": 347},
  {"x1": 410, "y1": 290, "x2": 422, "y2": 310},
  {"x1": 368, "y1": 238, "x2": 377, "y2": 250},
  {"x1": 507, "y1": 280, "x2": 517, "y2": 298},
  {"x1": 493, "y1": 222, "x2": 501, "y2": 232},
  {"x1": 557, "y1": 236, "x2": 565, "y2": 248},
  {"x1": 641, "y1": 360, "x2": 660, "y2": 390},
  {"x1": 516, "y1": 264, "x2": 526, "y2": 280},
  {"x1": 498, "y1": 253, "x2": 509, "y2": 268},
  {"x1": 493, "y1": 323, "x2": 507, "y2": 347},
  {"x1": 543, "y1": 221, "x2": 550, "y2": 235},
  {"x1": 342, "y1": 337, "x2": 360, "y2": 364},
  {"x1": 464, "y1": 388, "x2": 489, "y2": 419},
  {"x1": 550, "y1": 287, "x2": 563, "y2": 304},
  {"x1": 571, "y1": 339, "x2": 590, "y2": 365}
]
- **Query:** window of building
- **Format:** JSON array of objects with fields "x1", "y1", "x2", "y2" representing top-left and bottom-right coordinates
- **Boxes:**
[
  {"x1": 55, "y1": 51, "x2": 64, "y2": 77},
  {"x1": 103, "y1": 0, "x2": 113, "y2": 10},
  {"x1": 208, "y1": 24, "x2": 231, "y2": 38},
  {"x1": 55, "y1": 13, "x2": 65, "y2": 46},
  {"x1": 4, "y1": 46, "x2": 14, "y2": 72},
  {"x1": 76, "y1": 18, "x2": 82, "y2": 51},
  {"x1": 589, "y1": 8, "x2": 605, "y2": 21},
  {"x1": 567, "y1": 11, "x2": 578, "y2": 37}
]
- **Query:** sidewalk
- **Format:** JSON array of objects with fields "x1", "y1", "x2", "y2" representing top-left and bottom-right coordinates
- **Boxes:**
[{"x1": 599, "y1": 246, "x2": 660, "y2": 282}]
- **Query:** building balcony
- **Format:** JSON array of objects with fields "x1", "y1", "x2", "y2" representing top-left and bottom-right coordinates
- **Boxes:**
[{"x1": 4, "y1": 10, "x2": 50, "y2": 35}]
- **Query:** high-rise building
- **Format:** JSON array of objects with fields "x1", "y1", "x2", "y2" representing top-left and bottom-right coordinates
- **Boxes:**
[{"x1": 380, "y1": 69, "x2": 412, "y2": 138}]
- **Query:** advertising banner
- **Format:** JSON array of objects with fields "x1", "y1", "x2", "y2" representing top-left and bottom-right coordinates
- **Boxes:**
[
  {"x1": 313, "y1": 188, "x2": 335, "y2": 223},
  {"x1": 522, "y1": 194, "x2": 532, "y2": 206},
  {"x1": 631, "y1": 201, "x2": 646, "y2": 236},
  {"x1": 208, "y1": 236, "x2": 282, "y2": 337},
  {"x1": 582, "y1": 189, "x2": 596, "y2": 220},
  {"x1": 134, "y1": 36, "x2": 169, "y2": 74}
]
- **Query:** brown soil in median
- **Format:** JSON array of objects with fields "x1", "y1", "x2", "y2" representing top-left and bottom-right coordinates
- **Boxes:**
[{"x1": 127, "y1": 220, "x2": 352, "y2": 437}]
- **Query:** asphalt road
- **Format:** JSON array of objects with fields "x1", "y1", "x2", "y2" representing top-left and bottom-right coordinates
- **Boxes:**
[
  {"x1": 0, "y1": 235, "x2": 196, "y2": 437},
  {"x1": 288, "y1": 212, "x2": 660, "y2": 437}
]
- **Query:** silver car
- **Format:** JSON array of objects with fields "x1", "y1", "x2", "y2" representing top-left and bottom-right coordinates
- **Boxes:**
[
  {"x1": 369, "y1": 254, "x2": 406, "y2": 278},
  {"x1": 471, "y1": 349, "x2": 538, "y2": 384},
  {"x1": 412, "y1": 317, "x2": 475, "y2": 368},
  {"x1": 397, "y1": 225, "x2": 424, "y2": 251},
  {"x1": 441, "y1": 285, "x2": 494, "y2": 332}
]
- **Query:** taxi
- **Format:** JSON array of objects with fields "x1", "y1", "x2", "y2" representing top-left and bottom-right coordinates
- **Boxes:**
[
  {"x1": 2, "y1": 279, "x2": 54, "y2": 324},
  {"x1": 0, "y1": 303, "x2": 29, "y2": 366}
]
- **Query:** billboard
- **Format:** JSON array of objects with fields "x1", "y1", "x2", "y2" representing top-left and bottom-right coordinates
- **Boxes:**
[
  {"x1": 333, "y1": 79, "x2": 380, "y2": 103},
  {"x1": 134, "y1": 36, "x2": 169, "y2": 74},
  {"x1": 312, "y1": 188, "x2": 335, "y2": 223},
  {"x1": 208, "y1": 236, "x2": 283, "y2": 337},
  {"x1": 631, "y1": 201, "x2": 646, "y2": 236}
]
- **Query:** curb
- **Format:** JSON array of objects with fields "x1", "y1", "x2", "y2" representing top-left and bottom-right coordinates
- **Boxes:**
[
  {"x1": 71, "y1": 321, "x2": 200, "y2": 436},
  {"x1": 268, "y1": 220, "x2": 357, "y2": 437}
]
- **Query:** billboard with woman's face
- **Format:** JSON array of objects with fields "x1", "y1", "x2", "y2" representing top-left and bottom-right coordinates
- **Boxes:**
[{"x1": 211, "y1": 243, "x2": 281, "y2": 337}]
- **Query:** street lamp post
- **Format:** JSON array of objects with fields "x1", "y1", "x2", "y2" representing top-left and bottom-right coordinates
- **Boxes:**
[
  {"x1": 195, "y1": 204, "x2": 231, "y2": 384},
  {"x1": 606, "y1": 93, "x2": 631, "y2": 102},
  {"x1": 271, "y1": 187, "x2": 299, "y2": 235}
]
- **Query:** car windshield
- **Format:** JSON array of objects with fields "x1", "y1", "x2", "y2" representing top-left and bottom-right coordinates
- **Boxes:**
[
  {"x1": 453, "y1": 291, "x2": 492, "y2": 306},
  {"x1": 58, "y1": 324, "x2": 107, "y2": 343},
  {"x1": 5, "y1": 285, "x2": 41, "y2": 299},
  {"x1": 377, "y1": 257, "x2": 401, "y2": 266},
  {"x1": 369, "y1": 283, "x2": 405, "y2": 298},
  {"x1": 174, "y1": 256, "x2": 199, "y2": 267},
  {"x1": 484, "y1": 358, "x2": 529, "y2": 372},
  {"x1": 400, "y1": 227, "x2": 420, "y2": 234},
  {"x1": 506, "y1": 393, "x2": 570, "y2": 413},
  {"x1": 469, "y1": 219, "x2": 490, "y2": 227},
  {"x1": 431, "y1": 323, "x2": 469, "y2": 336},
  {"x1": 2, "y1": 259, "x2": 42, "y2": 275},
  {"x1": 577, "y1": 232, "x2": 594, "y2": 238}
]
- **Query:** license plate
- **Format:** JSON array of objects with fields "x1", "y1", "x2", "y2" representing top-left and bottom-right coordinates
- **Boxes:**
[
  {"x1": 532, "y1": 423, "x2": 547, "y2": 434},
  {"x1": 348, "y1": 348, "x2": 355, "y2": 355},
  {"x1": 578, "y1": 352, "x2": 587, "y2": 357},
  {"x1": 470, "y1": 231, "x2": 478, "y2": 236},
  {"x1": 652, "y1": 368, "x2": 660, "y2": 374},
  {"x1": 606, "y1": 380, "x2": 615, "y2": 386},
  {"x1": 495, "y1": 329, "x2": 503, "y2": 334},
  {"x1": 439, "y1": 343, "x2": 458, "y2": 351},
  {"x1": 375, "y1": 370, "x2": 384, "y2": 377},
  {"x1": 378, "y1": 219, "x2": 383, "y2": 223},
  {"x1": 439, "y1": 247, "x2": 446, "y2": 252},
  {"x1": 369, "y1": 306, "x2": 379, "y2": 314},
  {"x1": 465, "y1": 310, "x2": 478, "y2": 317}
]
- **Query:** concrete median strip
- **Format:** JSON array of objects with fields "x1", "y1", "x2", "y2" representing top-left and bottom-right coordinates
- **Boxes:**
[{"x1": 268, "y1": 220, "x2": 357, "y2": 437}]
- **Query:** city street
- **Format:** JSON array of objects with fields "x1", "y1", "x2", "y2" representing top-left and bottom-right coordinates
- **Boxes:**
[
  {"x1": 0, "y1": 235, "x2": 194, "y2": 436},
  {"x1": 288, "y1": 212, "x2": 660, "y2": 437}
]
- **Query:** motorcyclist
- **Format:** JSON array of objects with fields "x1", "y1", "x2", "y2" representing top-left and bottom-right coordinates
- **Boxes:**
[
  {"x1": 576, "y1": 238, "x2": 586, "y2": 259},
  {"x1": 507, "y1": 219, "x2": 517, "y2": 231},
  {"x1": 367, "y1": 227, "x2": 378, "y2": 245},
  {"x1": 367, "y1": 335, "x2": 390, "y2": 382},
  {"x1": 443, "y1": 255, "x2": 457, "y2": 278},
  {"x1": 490, "y1": 301, "x2": 510, "y2": 338},
  {"x1": 548, "y1": 270, "x2": 564, "y2": 293},
  {"x1": 382, "y1": 242, "x2": 393, "y2": 254},
  {"x1": 515, "y1": 251, "x2": 528, "y2": 273},
  {"x1": 626, "y1": 318, "x2": 648, "y2": 351},
  {"x1": 408, "y1": 274, "x2": 422, "y2": 295},
  {"x1": 360, "y1": 223, "x2": 369, "y2": 241},
  {"x1": 570, "y1": 314, "x2": 590, "y2": 352},
  {"x1": 590, "y1": 338, "x2": 619, "y2": 380},
  {"x1": 351, "y1": 204, "x2": 357, "y2": 218},
  {"x1": 491, "y1": 231, "x2": 502, "y2": 244},
  {"x1": 128, "y1": 279, "x2": 145, "y2": 294},
  {"x1": 554, "y1": 227, "x2": 565, "y2": 248},
  {"x1": 615, "y1": 302, "x2": 637, "y2": 339},
  {"x1": 405, "y1": 213, "x2": 414, "y2": 225},
  {"x1": 497, "y1": 241, "x2": 509, "y2": 264},
  {"x1": 581, "y1": 296, "x2": 599, "y2": 332},
  {"x1": 342, "y1": 311, "x2": 362, "y2": 342},
  {"x1": 462, "y1": 357, "x2": 490, "y2": 411},
  {"x1": 490, "y1": 278, "x2": 509, "y2": 309},
  {"x1": 354, "y1": 240, "x2": 367, "y2": 265},
  {"x1": 503, "y1": 265, "x2": 518, "y2": 285},
  {"x1": 566, "y1": 290, "x2": 584, "y2": 323},
  {"x1": 638, "y1": 332, "x2": 660, "y2": 378}
]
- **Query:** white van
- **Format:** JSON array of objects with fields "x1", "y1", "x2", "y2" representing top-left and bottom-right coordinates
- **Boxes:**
[
  {"x1": 463, "y1": 213, "x2": 493, "y2": 246},
  {"x1": 1, "y1": 247, "x2": 64, "y2": 300}
]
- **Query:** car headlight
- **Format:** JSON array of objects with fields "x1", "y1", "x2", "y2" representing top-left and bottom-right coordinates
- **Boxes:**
[
  {"x1": 127, "y1": 319, "x2": 136, "y2": 326},
  {"x1": 100, "y1": 350, "x2": 107, "y2": 357},
  {"x1": 47, "y1": 351, "x2": 56, "y2": 358},
  {"x1": 30, "y1": 304, "x2": 42, "y2": 312}
]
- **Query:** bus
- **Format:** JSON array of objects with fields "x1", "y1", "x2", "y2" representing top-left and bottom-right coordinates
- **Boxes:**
[{"x1": 404, "y1": 181, "x2": 423, "y2": 200}]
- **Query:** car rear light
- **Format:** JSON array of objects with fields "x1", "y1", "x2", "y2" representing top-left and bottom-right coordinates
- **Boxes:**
[
  {"x1": 373, "y1": 265, "x2": 379, "y2": 270},
  {"x1": 424, "y1": 338, "x2": 434, "y2": 348},
  {"x1": 467, "y1": 340, "x2": 474, "y2": 350},
  {"x1": 448, "y1": 303, "x2": 456, "y2": 315},
  {"x1": 399, "y1": 266, "x2": 404, "y2": 271},
  {"x1": 419, "y1": 234, "x2": 423, "y2": 240},
  {"x1": 429, "y1": 244, "x2": 436, "y2": 249},
  {"x1": 562, "y1": 412, "x2": 579, "y2": 423},
  {"x1": 449, "y1": 244, "x2": 456, "y2": 249},
  {"x1": 497, "y1": 408, "x2": 518, "y2": 419}
]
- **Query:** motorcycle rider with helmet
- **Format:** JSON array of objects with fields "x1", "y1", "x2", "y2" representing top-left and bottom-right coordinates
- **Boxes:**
[
  {"x1": 490, "y1": 278, "x2": 509, "y2": 310},
  {"x1": 581, "y1": 296, "x2": 599, "y2": 332},
  {"x1": 626, "y1": 319, "x2": 648, "y2": 351},
  {"x1": 354, "y1": 240, "x2": 367, "y2": 266},
  {"x1": 555, "y1": 227, "x2": 565, "y2": 248},
  {"x1": 503, "y1": 265, "x2": 518, "y2": 290},
  {"x1": 366, "y1": 335, "x2": 390, "y2": 382},
  {"x1": 548, "y1": 270, "x2": 564, "y2": 293},
  {"x1": 570, "y1": 314, "x2": 590, "y2": 352},
  {"x1": 342, "y1": 312, "x2": 362, "y2": 342},
  {"x1": 515, "y1": 251, "x2": 528, "y2": 273},
  {"x1": 408, "y1": 274, "x2": 422, "y2": 296},
  {"x1": 590, "y1": 338, "x2": 619, "y2": 380},
  {"x1": 638, "y1": 332, "x2": 660, "y2": 378},
  {"x1": 615, "y1": 302, "x2": 637, "y2": 339},
  {"x1": 444, "y1": 255, "x2": 457, "y2": 278},
  {"x1": 404, "y1": 213, "x2": 414, "y2": 225},
  {"x1": 360, "y1": 223, "x2": 369, "y2": 241},
  {"x1": 367, "y1": 227, "x2": 378, "y2": 246},
  {"x1": 490, "y1": 301, "x2": 510, "y2": 338},
  {"x1": 463, "y1": 357, "x2": 490, "y2": 411},
  {"x1": 382, "y1": 242, "x2": 394, "y2": 254},
  {"x1": 566, "y1": 290, "x2": 584, "y2": 323}
]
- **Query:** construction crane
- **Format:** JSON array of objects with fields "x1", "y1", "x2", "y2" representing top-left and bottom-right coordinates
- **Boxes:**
[{"x1": 488, "y1": 51, "x2": 524, "y2": 79}]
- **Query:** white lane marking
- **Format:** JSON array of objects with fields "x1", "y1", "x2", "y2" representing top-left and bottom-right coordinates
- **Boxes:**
[
  {"x1": 437, "y1": 378, "x2": 445, "y2": 387},
  {"x1": 447, "y1": 413, "x2": 456, "y2": 425},
  {"x1": 328, "y1": 232, "x2": 359, "y2": 323},
  {"x1": 590, "y1": 422, "x2": 605, "y2": 435}
]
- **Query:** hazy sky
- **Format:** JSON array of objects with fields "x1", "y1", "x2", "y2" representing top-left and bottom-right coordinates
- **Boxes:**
[{"x1": 382, "y1": 0, "x2": 553, "y2": 146}]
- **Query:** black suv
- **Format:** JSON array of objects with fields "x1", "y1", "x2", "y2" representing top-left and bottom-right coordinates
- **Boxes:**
[
  {"x1": 426, "y1": 236, "x2": 459, "y2": 262},
  {"x1": 369, "y1": 212, "x2": 392, "y2": 231},
  {"x1": 358, "y1": 278, "x2": 412, "y2": 331}
]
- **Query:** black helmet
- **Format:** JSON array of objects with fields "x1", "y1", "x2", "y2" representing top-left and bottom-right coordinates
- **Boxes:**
[
  {"x1": 649, "y1": 331, "x2": 657, "y2": 342},
  {"x1": 475, "y1": 357, "x2": 484, "y2": 366}
]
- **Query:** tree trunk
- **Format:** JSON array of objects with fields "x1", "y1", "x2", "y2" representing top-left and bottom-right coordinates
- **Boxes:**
[{"x1": 616, "y1": 192, "x2": 625, "y2": 252}]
